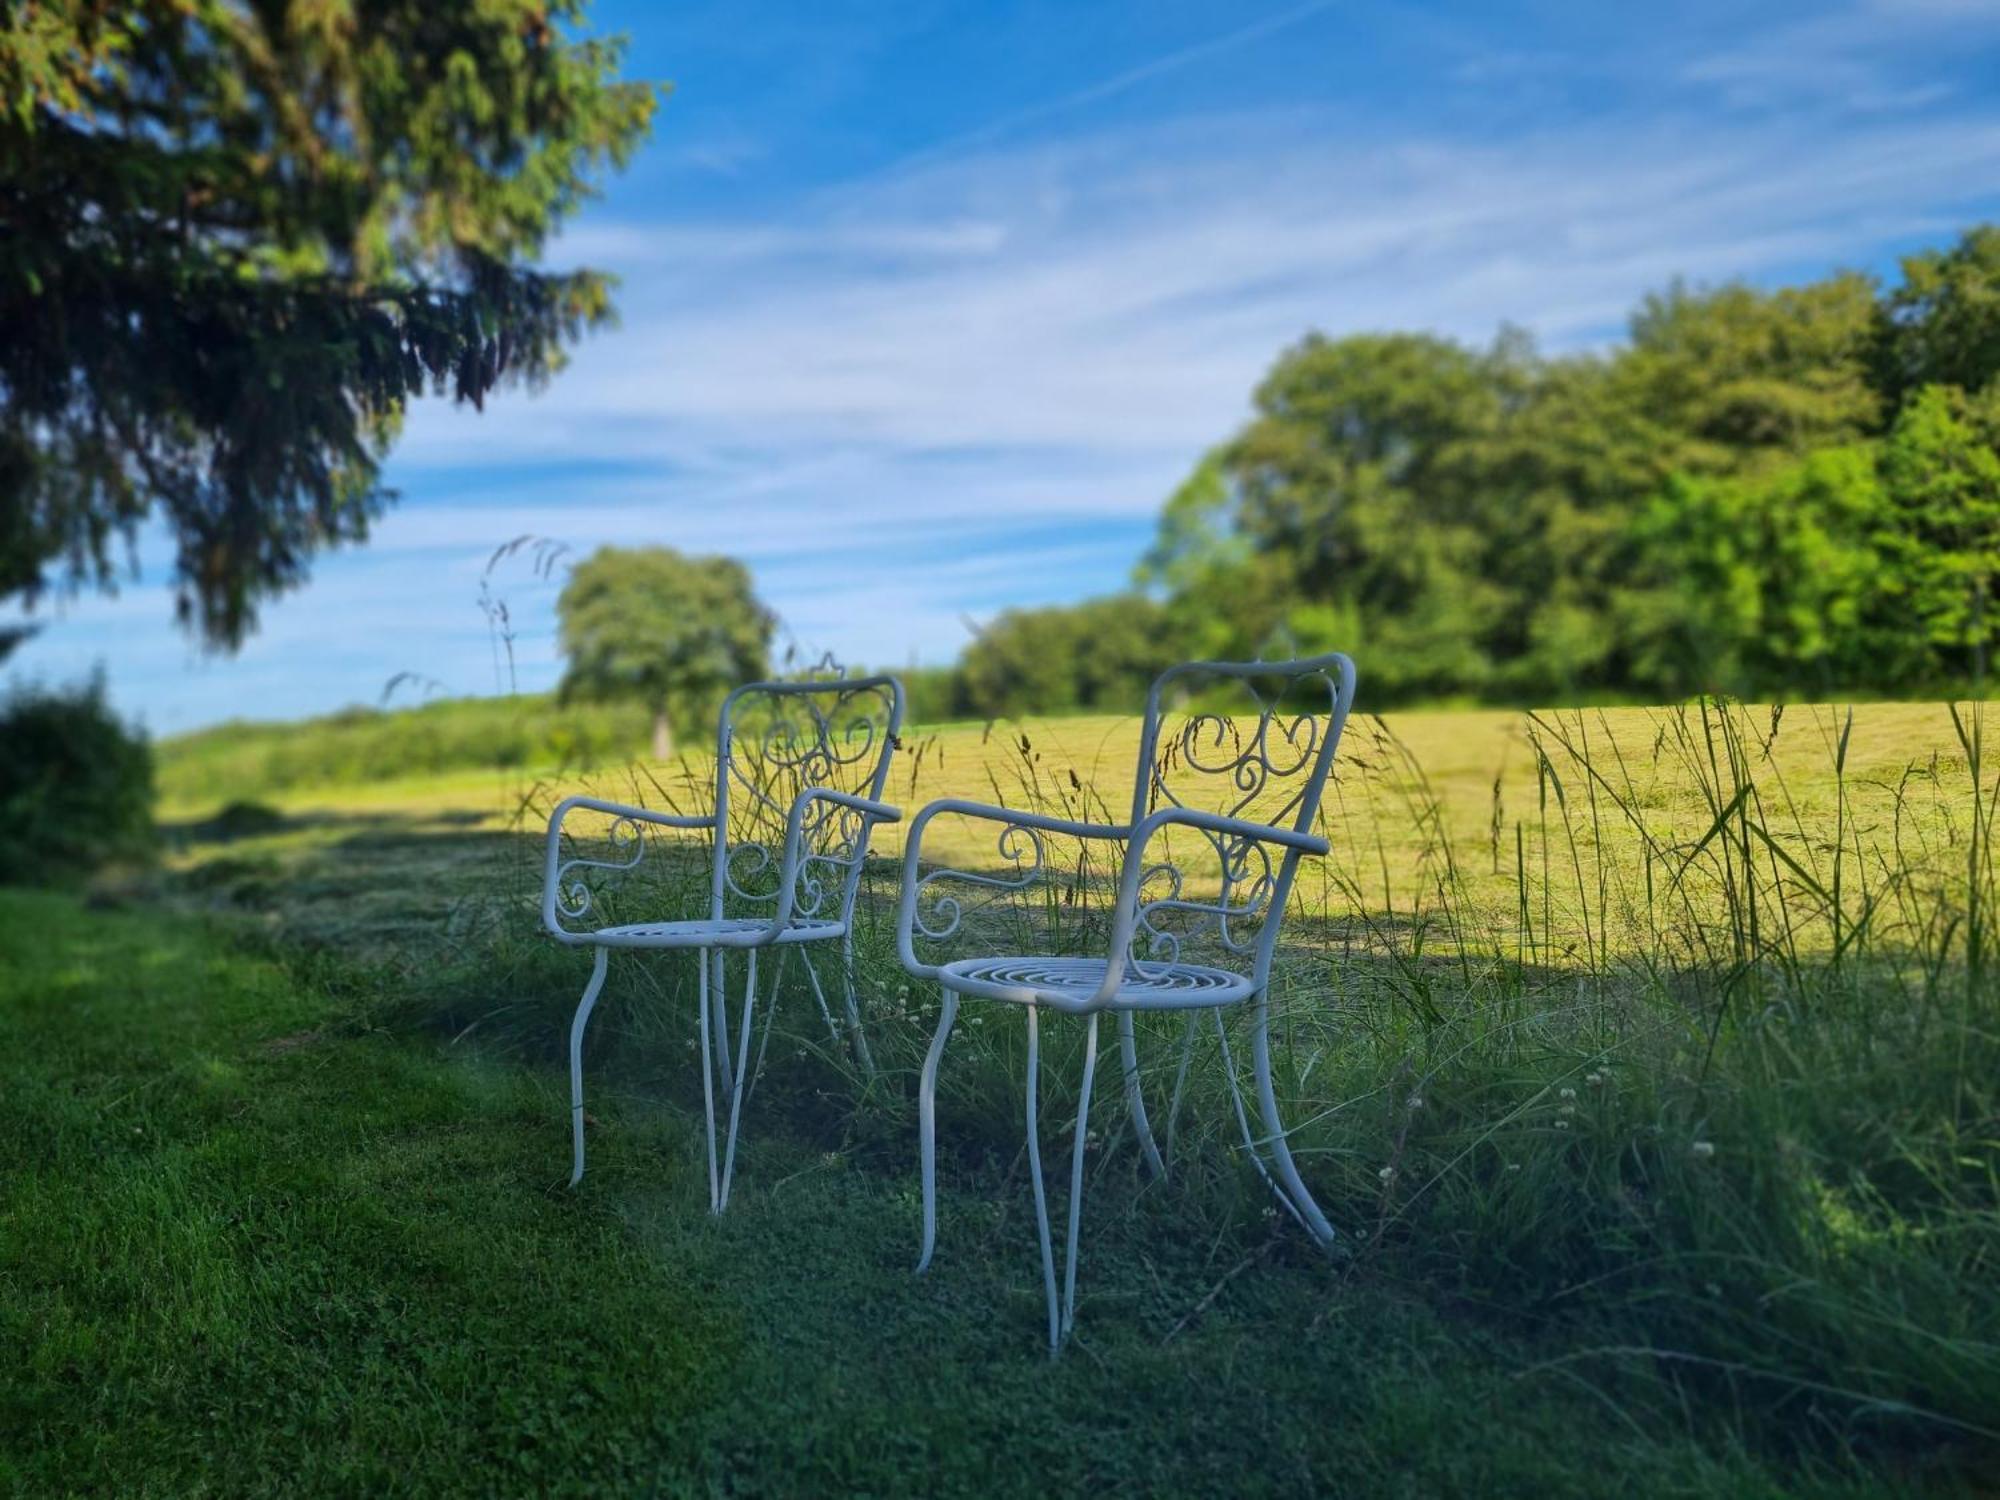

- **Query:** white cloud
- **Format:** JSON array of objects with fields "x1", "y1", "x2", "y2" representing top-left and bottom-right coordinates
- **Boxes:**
[{"x1": 408, "y1": 108, "x2": 2000, "y2": 480}]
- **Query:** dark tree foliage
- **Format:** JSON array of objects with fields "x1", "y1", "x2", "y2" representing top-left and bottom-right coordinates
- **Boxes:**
[
  {"x1": 1885, "y1": 226, "x2": 2000, "y2": 400},
  {"x1": 0, "y1": 1, "x2": 656, "y2": 647}
]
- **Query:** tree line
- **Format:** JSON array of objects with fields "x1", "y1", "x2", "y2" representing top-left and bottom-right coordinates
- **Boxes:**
[{"x1": 944, "y1": 225, "x2": 2000, "y2": 713}]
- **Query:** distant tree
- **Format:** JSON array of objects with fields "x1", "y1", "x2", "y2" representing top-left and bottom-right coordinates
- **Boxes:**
[
  {"x1": 1135, "y1": 447, "x2": 1294, "y2": 660},
  {"x1": 1620, "y1": 273, "x2": 1885, "y2": 458},
  {"x1": 1879, "y1": 384, "x2": 2000, "y2": 681},
  {"x1": 1628, "y1": 448, "x2": 1888, "y2": 696},
  {"x1": 958, "y1": 596, "x2": 1184, "y2": 720},
  {"x1": 1138, "y1": 267, "x2": 1921, "y2": 704},
  {"x1": 0, "y1": 2, "x2": 656, "y2": 648},
  {"x1": 556, "y1": 548, "x2": 773, "y2": 760},
  {"x1": 1155, "y1": 331, "x2": 1515, "y2": 699},
  {"x1": 1884, "y1": 226, "x2": 2000, "y2": 400},
  {"x1": 996, "y1": 222, "x2": 2000, "y2": 713}
]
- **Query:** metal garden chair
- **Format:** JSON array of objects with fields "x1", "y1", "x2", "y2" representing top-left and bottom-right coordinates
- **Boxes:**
[
  {"x1": 894, "y1": 653, "x2": 1356, "y2": 1352},
  {"x1": 543, "y1": 674, "x2": 903, "y2": 1209}
]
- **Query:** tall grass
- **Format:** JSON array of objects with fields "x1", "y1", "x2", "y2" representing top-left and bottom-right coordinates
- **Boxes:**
[
  {"x1": 199, "y1": 691, "x2": 1998, "y2": 1475},
  {"x1": 1245, "y1": 699, "x2": 2000, "y2": 1459}
]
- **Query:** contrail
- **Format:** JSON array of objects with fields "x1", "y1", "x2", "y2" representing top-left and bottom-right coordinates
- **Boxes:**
[{"x1": 882, "y1": 0, "x2": 1346, "y2": 179}]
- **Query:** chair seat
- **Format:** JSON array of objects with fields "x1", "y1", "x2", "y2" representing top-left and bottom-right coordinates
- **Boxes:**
[
  {"x1": 939, "y1": 954, "x2": 1252, "y2": 1011},
  {"x1": 587, "y1": 916, "x2": 846, "y2": 950}
]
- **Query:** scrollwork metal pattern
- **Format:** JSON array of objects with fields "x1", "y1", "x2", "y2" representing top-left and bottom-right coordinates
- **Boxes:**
[
  {"x1": 718, "y1": 675, "x2": 900, "y2": 920},
  {"x1": 909, "y1": 820, "x2": 1049, "y2": 946},
  {"x1": 1128, "y1": 663, "x2": 1342, "y2": 965},
  {"x1": 553, "y1": 815, "x2": 647, "y2": 921},
  {"x1": 1147, "y1": 668, "x2": 1338, "y2": 832}
]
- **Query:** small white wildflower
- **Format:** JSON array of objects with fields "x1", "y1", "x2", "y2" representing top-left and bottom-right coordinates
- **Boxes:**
[
  {"x1": 1692, "y1": 1140, "x2": 1715, "y2": 1159},
  {"x1": 1554, "y1": 1118, "x2": 1570, "y2": 1131},
  {"x1": 1407, "y1": 1094, "x2": 1425, "y2": 1111},
  {"x1": 1559, "y1": 1086, "x2": 1577, "y2": 1101},
  {"x1": 1505, "y1": 1162, "x2": 1521, "y2": 1173},
  {"x1": 1585, "y1": 1071, "x2": 1605, "y2": 1089},
  {"x1": 1559, "y1": 1103, "x2": 1575, "y2": 1118},
  {"x1": 1378, "y1": 1165, "x2": 1396, "y2": 1182}
]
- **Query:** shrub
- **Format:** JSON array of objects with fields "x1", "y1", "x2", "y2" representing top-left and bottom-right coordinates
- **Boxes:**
[{"x1": 0, "y1": 673, "x2": 155, "y2": 883}]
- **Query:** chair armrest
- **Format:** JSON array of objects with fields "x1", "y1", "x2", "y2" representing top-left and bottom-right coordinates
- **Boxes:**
[
  {"x1": 543, "y1": 796, "x2": 715, "y2": 941},
  {"x1": 896, "y1": 799, "x2": 1132, "y2": 976},
  {"x1": 759, "y1": 787, "x2": 904, "y2": 938},
  {"x1": 1130, "y1": 806, "x2": 1330, "y2": 859}
]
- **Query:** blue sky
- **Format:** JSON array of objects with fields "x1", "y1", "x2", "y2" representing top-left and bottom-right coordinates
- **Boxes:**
[{"x1": 10, "y1": 0, "x2": 2000, "y2": 734}]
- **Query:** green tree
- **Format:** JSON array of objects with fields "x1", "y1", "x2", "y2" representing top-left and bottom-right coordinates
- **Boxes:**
[
  {"x1": 1134, "y1": 448, "x2": 1293, "y2": 660},
  {"x1": 0, "y1": 2, "x2": 656, "y2": 648},
  {"x1": 556, "y1": 547, "x2": 773, "y2": 760},
  {"x1": 1884, "y1": 226, "x2": 2000, "y2": 400},
  {"x1": 1140, "y1": 269, "x2": 1906, "y2": 704},
  {"x1": 958, "y1": 595, "x2": 1184, "y2": 720},
  {"x1": 1620, "y1": 274, "x2": 1884, "y2": 459},
  {"x1": 1879, "y1": 384, "x2": 2000, "y2": 681},
  {"x1": 1153, "y1": 331, "x2": 1516, "y2": 699},
  {"x1": 1627, "y1": 448, "x2": 1888, "y2": 696}
]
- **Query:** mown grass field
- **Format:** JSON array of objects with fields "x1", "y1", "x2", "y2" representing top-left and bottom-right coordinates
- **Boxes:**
[
  {"x1": 7, "y1": 699, "x2": 1995, "y2": 1494},
  {"x1": 159, "y1": 697, "x2": 1997, "y2": 963}
]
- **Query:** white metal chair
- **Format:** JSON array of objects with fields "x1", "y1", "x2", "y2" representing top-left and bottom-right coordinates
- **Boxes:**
[
  {"x1": 894, "y1": 653, "x2": 1356, "y2": 1352},
  {"x1": 543, "y1": 674, "x2": 903, "y2": 1209}
]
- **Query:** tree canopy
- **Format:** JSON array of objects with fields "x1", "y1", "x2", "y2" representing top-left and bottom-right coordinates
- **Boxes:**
[
  {"x1": 945, "y1": 224, "x2": 2000, "y2": 715},
  {"x1": 555, "y1": 546, "x2": 773, "y2": 759},
  {"x1": 0, "y1": 1, "x2": 656, "y2": 647}
]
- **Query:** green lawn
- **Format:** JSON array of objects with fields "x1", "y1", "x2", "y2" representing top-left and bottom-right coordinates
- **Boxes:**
[{"x1": 0, "y1": 888, "x2": 1905, "y2": 1496}]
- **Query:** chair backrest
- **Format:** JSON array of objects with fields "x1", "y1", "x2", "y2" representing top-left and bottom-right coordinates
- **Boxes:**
[
  {"x1": 1126, "y1": 652, "x2": 1357, "y2": 967},
  {"x1": 709, "y1": 674, "x2": 904, "y2": 926}
]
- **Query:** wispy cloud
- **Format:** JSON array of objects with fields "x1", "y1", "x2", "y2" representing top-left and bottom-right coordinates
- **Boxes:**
[
  {"x1": 427, "y1": 108, "x2": 2000, "y2": 475},
  {"x1": 1679, "y1": 0, "x2": 2000, "y2": 110}
]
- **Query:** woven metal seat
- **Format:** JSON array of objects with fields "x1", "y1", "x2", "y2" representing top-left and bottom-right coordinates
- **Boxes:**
[
  {"x1": 939, "y1": 954, "x2": 1252, "y2": 1010},
  {"x1": 593, "y1": 917, "x2": 846, "y2": 950}
]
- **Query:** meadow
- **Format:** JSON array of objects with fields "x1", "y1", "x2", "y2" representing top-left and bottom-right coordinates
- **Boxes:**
[{"x1": 6, "y1": 697, "x2": 1995, "y2": 1493}]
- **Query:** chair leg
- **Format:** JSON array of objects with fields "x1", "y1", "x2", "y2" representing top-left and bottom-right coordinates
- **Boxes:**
[
  {"x1": 796, "y1": 945, "x2": 847, "y2": 1053},
  {"x1": 697, "y1": 946, "x2": 719, "y2": 1212},
  {"x1": 1214, "y1": 1008, "x2": 1303, "y2": 1230},
  {"x1": 1117, "y1": 1010, "x2": 1166, "y2": 1180},
  {"x1": 1164, "y1": 1010, "x2": 1200, "y2": 1161},
  {"x1": 1060, "y1": 1010, "x2": 1100, "y2": 1341},
  {"x1": 1248, "y1": 985, "x2": 1337, "y2": 1247},
  {"x1": 710, "y1": 949, "x2": 734, "y2": 1104},
  {"x1": 916, "y1": 986, "x2": 959, "y2": 1274},
  {"x1": 841, "y1": 930, "x2": 878, "y2": 1079},
  {"x1": 744, "y1": 948, "x2": 791, "y2": 1106},
  {"x1": 567, "y1": 947, "x2": 610, "y2": 1188},
  {"x1": 1023, "y1": 1004, "x2": 1061, "y2": 1357},
  {"x1": 717, "y1": 948, "x2": 759, "y2": 1213}
]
